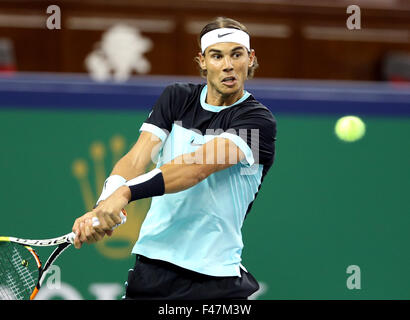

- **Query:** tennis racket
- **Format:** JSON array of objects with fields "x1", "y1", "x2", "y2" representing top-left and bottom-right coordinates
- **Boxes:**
[{"x1": 0, "y1": 209, "x2": 127, "y2": 300}]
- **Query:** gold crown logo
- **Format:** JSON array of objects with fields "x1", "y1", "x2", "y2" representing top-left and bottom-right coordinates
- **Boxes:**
[{"x1": 72, "y1": 135, "x2": 151, "y2": 259}]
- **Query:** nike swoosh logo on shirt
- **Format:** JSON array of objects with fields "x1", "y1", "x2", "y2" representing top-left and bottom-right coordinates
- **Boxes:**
[
  {"x1": 190, "y1": 137, "x2": 203, "y2": 147},
  {"x1": 218, "y1": 32, "x2": 234, "y2": 38},
  {"x1": 191, "y1": 142, "x2": 202, "y2": 147}
]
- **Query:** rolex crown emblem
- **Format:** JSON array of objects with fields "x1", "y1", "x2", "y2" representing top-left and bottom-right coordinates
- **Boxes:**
[{"x1": 72, "y1": 135, "x2": 151, "y2": 259}]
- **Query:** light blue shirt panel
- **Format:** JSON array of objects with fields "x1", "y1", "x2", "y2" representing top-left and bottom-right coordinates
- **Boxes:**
[
  {"x1": 133, "y1": 123, "x2": 263, "y2": 276},
  {"x1": 132, "y1": 165, "x2": 263, "y2": 276}
]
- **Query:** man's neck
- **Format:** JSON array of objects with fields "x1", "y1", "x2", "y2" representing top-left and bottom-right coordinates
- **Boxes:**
[{"x1": 205, "y1": 84, "x2": 244, "y2": 107}]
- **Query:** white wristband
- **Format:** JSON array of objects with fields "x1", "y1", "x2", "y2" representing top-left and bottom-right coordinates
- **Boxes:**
[{"x1": 96, "y1": 175, "x2": 127, "y2": 205}]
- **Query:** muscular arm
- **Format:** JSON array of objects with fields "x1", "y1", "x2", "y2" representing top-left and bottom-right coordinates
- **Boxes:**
[
  {"x1": 101, "y1": 136, "x2": 246, "y2": 210},
  {"x1": 110, "y1": 131, "x2": 162, "y2": 179},
  {"x1": 72, "y1": 131, "x2": 162, "y2": 247},
  {"x1": 161, "y1": 137, "x2": 245, "y2": 193},
  {"x1": 73, "y1": 133, "x2": 246, "y2": 247}
]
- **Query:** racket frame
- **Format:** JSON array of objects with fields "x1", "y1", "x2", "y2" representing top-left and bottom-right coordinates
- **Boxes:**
[
  {"x1": 0, "y1": 209, "x2": 126, "y2": 300},
  {"x1": 0, "y1": 234, "x2": 73, "y2": 300}
]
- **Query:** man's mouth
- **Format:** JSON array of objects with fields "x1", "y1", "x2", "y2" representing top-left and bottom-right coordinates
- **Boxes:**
[{"x1": 221, "y1": 76, "x2": 237, "y2": 86}]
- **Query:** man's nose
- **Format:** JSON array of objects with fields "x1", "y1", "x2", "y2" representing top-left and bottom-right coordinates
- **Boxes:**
[{"x1": 222, "y1": 56, "x2": 234, "y2": 71}]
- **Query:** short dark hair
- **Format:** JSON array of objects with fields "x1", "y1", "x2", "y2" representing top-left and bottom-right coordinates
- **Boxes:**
[{"x1": 194, "y1": 17, "x2": 259, "y2": 79}]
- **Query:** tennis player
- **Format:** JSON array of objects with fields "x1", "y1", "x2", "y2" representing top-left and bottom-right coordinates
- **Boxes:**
[{"x1": 72, "y1": 17, "x2": 277, "y2": 300}]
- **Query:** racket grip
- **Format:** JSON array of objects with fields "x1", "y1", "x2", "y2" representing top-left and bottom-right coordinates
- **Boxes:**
[{"x1": 92, "y1": 209, "x2": 127, "y2": 229}]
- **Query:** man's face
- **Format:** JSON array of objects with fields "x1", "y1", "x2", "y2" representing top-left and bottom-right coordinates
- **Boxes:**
[{"x1": 199, "y1": 42, "x2": 255, "y2": 98}]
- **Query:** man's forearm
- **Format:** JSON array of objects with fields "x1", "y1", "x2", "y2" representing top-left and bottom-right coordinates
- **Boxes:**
[
  {"x1": 111, "y1": 153, "x2": 149, "y2": 180},
  {"x1": 99, "y1": 132, "x2": 160, "y2": 204},
  {"x1": 160, "y1": 138, "x2": 242, "y2": 194},
  {"x1": 160, "y1": 160, "x2": 211, "y2": 194},
  {"x1": 122, "y1": 137, "x2": 243, "y2": 202},
  {"x1": 111, "y1": 131, "x2": 161, "y2": 180}
]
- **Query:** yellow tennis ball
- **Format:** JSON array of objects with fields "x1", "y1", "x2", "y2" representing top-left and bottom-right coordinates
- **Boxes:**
[{"x1": 335, "y1": 116, "x2": 366, "y2": 142}]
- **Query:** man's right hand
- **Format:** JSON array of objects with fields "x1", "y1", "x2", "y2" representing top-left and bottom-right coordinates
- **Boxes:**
[{"x1": 72, "y1": 211, "x2": 106, "y2": 249}]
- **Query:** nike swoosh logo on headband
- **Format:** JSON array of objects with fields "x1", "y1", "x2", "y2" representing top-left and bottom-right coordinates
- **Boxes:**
[{"x1": 218, "y1": 32, "x2": 234, "y2": 38}]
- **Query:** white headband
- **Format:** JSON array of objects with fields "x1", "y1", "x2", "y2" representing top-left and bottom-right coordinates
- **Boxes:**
[{"x1": 201, "y1": 28, "x2": 250, "y2": 54}]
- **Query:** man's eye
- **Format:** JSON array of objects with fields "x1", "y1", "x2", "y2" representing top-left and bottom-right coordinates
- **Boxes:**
[
  {"x1": 212, "y1": 54, "x2": 222, "y2": 59},
  {"x1": 233, "y1": 52, "x2": 242, "y2": 58}
]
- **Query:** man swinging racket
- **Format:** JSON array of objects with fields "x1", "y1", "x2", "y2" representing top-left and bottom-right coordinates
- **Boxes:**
[{"x1": 72, "y1": 17, "x2": 277, "y2": 300}]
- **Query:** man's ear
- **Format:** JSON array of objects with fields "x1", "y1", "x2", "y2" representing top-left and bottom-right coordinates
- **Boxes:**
[
  {"x1": 198, "y1": 52, "x2": 206, "y2": 71},
  {"x1": 248, "y1": 49, "x2": 256, "y2": 68}
]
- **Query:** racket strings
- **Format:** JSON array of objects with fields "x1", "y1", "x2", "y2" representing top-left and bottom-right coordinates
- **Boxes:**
[{"x1": 0, "y1": 243, "x2": 38, "y2": 300}]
